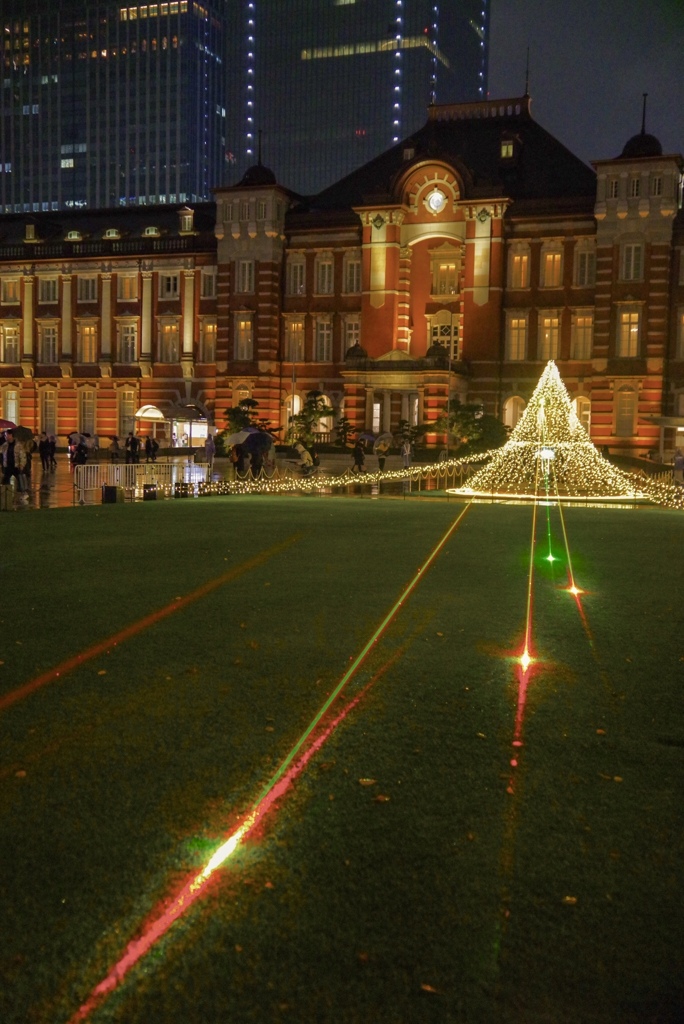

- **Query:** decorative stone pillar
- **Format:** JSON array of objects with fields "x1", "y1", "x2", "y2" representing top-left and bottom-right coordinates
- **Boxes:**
[
  {"x1": 140, "y1": 270, "x2": 153, "y2": 376},
  {"x1": 397, "y1": 246, "x2": 412, "y2": 351},
  {"x1": 181, "y1": 269, "x2": 195, "y2": 378},
  {"x1": 99, "y1": 273, "x2": 112, "y2": 375},
  {"x1": 20, "y1": 274, "x2": 34, "y2": 377}
]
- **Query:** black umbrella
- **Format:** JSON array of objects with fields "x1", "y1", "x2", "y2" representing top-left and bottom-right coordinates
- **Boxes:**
[{"x1": 244, "y1": 431, "x2": 274, "y2": 454}]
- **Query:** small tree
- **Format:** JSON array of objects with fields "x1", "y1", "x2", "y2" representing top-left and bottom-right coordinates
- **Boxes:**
[
  {"x1": 397, "y1": 418, "x2": 422, "y2": 447},
  {"x1": 335, "y1": 416, "x2": 356, "y2": 448},
  {"x1": 288, "y1": 390, "x2": 333, "y2": 445},
  {"x1": 435, "y1": 400, "x2": 507, "y2": 456},
  {"x1": 224, "y1": 398, "x2": 259, "y2": 433}
]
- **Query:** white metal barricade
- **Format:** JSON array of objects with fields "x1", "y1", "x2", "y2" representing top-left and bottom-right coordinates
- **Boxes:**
[{"x1": 74, "y1": 462, "x2": 209, "y2": 503}]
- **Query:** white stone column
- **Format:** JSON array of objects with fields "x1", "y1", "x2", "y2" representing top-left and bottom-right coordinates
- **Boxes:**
[
  {"x1": 100, "y1": 274, "x2": 112, "y2": 356},
  {"x1": 61, "y1": 274, "x2": 72, "y2": 356},
  {"x1": 22, "y1": 276, "x2": 34, "y2": 356},
  {"x1": 382, "y1": 391, "x2": 391, "y2": 433},
  {"x1": 141, "y1": 270, "x2": 153, "y2": 357},
  {"x1": 182, "y1": 269, "x2": 195, "y2": 356}
]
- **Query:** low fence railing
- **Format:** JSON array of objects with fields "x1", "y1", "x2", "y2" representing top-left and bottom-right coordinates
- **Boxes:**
[{"x1": 73, "y1": 462, "x2": 209, "y2": 502}]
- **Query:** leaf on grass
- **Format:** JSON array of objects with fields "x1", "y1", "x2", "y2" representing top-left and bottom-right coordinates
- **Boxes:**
[
  {"x1": 420, "y1": 983, "x2": 440, "y2": 994},
  {"x1": 596, "y1": 728, "x2": 606, "y2": 735},
  {"x1": 374, "y1": 794, "x2": 390, "y2": 803},
  {"x1": 358, "y1": 778, "x2": 376, "y2": 786},
  {"x1": 15, "y1": 770, "x2": 26, "y2": 779},
  {"x1": 477, "y1": 732, "x2": 486, "y2": 739},
  {"x1": 357, "y1": 952, "x2": 369, "y2": 963},
  {"x1": 265, "y1": 726, "x2": 274, "y2": 732},
  {"x1": 97, "y1": 670, "x2": 106, "y2": 676},
  {"x1": 436, "y1": 632, "x2": 444, "y2": 637},
  {"x1": 562, "y1": 895, "x2": 577, "y2": 905},
  {"x1": 264, "y1": 881, "x2": 274, "y2": 889},
  {"x1": 613, "y1": 776, "x2": 623, "y2": 783}
]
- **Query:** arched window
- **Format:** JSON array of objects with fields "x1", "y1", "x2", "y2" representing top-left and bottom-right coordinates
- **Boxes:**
[
  {"x1": 503, "y1": 395, "x2": 526, "y2": 430},
  {"x1": 573, "y1": 396, "x2": 591, "y2": 435}
]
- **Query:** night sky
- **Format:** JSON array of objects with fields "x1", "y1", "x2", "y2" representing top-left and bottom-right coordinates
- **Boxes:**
[{"x1": 488, "y1": 0, "x2": 684, "y2": 168}]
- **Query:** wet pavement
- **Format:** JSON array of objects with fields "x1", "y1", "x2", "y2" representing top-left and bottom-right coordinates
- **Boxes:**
[{"x1": 2, "y1": 452, "x2": 444, "y2": 512}]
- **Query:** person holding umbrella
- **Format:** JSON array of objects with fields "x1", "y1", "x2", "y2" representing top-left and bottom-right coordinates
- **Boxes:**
[
  {"x1": 0, "y1": 429, "x2": 28, "y2": 500},
  {"x1": 351, "y1": 438, "x2": 366, "y2": 474}
]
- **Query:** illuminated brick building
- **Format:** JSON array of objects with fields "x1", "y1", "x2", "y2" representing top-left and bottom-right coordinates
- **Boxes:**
[{"x1": 1, "y1": 96, "x2": 683, "y2": 457}]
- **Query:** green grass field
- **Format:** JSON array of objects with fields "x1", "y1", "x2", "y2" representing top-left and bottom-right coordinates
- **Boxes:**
[{"x1": 1, "y1": 496, "x2": 682, "y2": 1024}]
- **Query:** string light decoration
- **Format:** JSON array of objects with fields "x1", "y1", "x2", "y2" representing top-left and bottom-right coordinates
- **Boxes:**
[{"x1": 448, "y1": 361, "x2": 684, "y2": 509}]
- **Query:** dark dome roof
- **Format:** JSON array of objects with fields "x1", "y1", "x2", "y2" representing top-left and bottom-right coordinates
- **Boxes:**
[
  {"x1": 239, "y1": 162, "x2": 277, "y2": 186},
  {"x1": 620, "y1": 131, "x2": 663, "y2": 159},
  {"x1": 344, "y1": 342, "x2": 368, "y2": 360}
]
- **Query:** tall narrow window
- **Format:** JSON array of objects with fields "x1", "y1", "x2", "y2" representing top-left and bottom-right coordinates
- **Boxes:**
[
  {"x1": 575, "y1": 249, "x2": 596, "y2": 287},
  {"x1": 538, "y1": 312, "x2": 560, "y2": 360},
  {"x1": 314, "y1": 319, "x2": 332, "y2": 362},
  {"x1": 343, "y1": 254, "x2": 361, "y2": 294},
  {"x1": 234, "y1": 315, "x2": 253, "y2": 360},
  {"x1": 615, "y1": 386, "x2": 637, "y2": 437},
  {"x1": 38, "y1": 277, "x2": 58, "y2": 303},
  {"x1": 286, "y1": 258, "x2": 306, "y2": 296},
  {"x1": 78, "y1": 324, "x2": 97, "y2": 363},
  {"x1": 285, "y1": 318, "x2": 305, "y2": 361},
  {"x1": 509, "y1": 251, "x2": 530, "y2": 289},
  {"x1": 570, "y1": 311, "x2": 593, "y2": 359},
  {"x1": 118, "y1": 388, "x2": 136, "y2": 437},
  {"x1": 1, "y1": 278, "x2": 20, "y2": 304},
  {"x1": 40, "y1": 388, "x2": 57, "y2": 434},
  {"x1": 40, "y1": 324, "x2": 58, "y2": 363},
  {"x1": 541, "y1": 250, "x2": 562, "y2": 288},
  {"x1": 119, "y1": 323, "x2": 138, "y2": 363},
  {"x1": 432, "y1": 261, "x2": 458, "y2": 296},
  {"x1": 344, "y1": 316, "x2": 360, "y2": 352},
  {"x1": 506, "y1": 315, "x2": 527, "y2": 361},
  {"x1": 617, "y1": 309, "x2": 640, "y2": 357},
  {"x1": 77, "y1": 276, "x2": 97, "y2": 302},
  {"x1": 0, "y1": 324, "x2": 20, "y2": 362},
  {"x1": 78, "y1": 388, "x2": 96, "y2": 435},
  {"x1": 315, "y1": 255, "x2": 334, "y2": 295},
  {"x1": 200, "y1": 268, "x2": 217, "y2": 298},
  {"x1": 159, "y1": 322, "x2": 179, "y2": 362},
  {"x1": 3, "y1": 389, "x2": 19, "y2": 424},
  {"x1": 236, "y1": 260, "x2": 254, "y2": 294},
  {"x1": 622, "y1": 243, "x2": 643, "y2": 282},
  {"x1": 159, "y1": 273, "x2": 180, "y2": 299},
  {"x1": 117, "y1": 274, "x2": 139, "y2": 301},
  {"x1": 199, "y1": 320, "x2": 217, "y2": 362}
]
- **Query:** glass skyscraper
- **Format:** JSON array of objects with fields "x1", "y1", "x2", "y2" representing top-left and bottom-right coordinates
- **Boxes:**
[
  {"x1": 226, "y1": 0, "x2": 490, "y2": 195},
  {"x1": 1, "y1": 0, "x2": 229, "y2": 212}
]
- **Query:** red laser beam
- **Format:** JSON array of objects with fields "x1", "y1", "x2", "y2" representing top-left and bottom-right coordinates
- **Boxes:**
[
  {"x1": 67, "y1": 511, "x2": 472, "y2": 1022},
  {"x1": 0, "y1": 536, "x2": 300, "y2": 715},
  {"x1": 68, "y1": 681, "x2": 372, "y2": 1024}
]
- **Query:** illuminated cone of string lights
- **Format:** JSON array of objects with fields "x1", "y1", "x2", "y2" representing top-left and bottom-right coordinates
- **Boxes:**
[{"x1": 461, "y1": 361, "x2": 642, "y2": 499}]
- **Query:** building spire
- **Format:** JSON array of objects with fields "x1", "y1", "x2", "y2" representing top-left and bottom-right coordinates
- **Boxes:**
[
  {"x1": 641, "y1": 92, "x2": 648, "y2": 134},
  {"x1": 258, "y1": 129, "x2": 263, "y2": 165},
  {"x1": 524, "y1": 47, "x2": 530, "y2": 97}
]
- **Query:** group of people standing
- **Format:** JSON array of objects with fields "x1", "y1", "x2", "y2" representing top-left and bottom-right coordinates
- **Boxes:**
[{"x1": 0, "y1": 429, "x2": 58, "y2": 500}]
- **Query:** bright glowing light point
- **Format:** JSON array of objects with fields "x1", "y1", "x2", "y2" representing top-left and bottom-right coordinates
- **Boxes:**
[
  {"x1": 546, "y1": 554, "x2": 556, "y2": 563},
  {"x1": 568, "y1": 585, "x2": 583, "y2": 596},
  {"x1": 519, "y1": 650, "x2": 533, "y2": 672}
]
